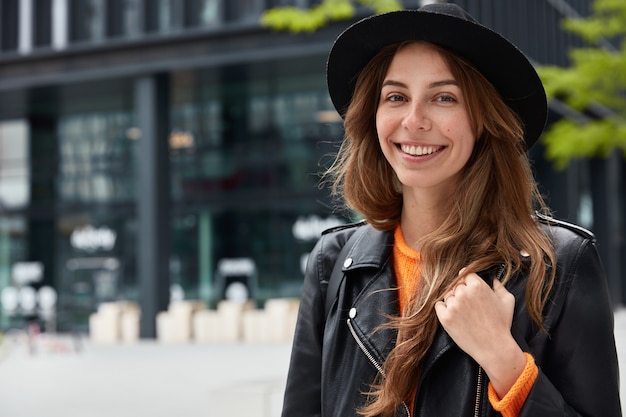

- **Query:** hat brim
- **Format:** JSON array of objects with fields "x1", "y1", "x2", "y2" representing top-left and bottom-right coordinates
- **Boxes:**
[{"x1": 327, "y1": 8, "x2": 547, "y2": 149}]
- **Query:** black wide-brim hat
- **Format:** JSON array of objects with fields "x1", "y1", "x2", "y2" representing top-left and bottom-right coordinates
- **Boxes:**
[{"x1": 327, "y1": 3, "x2": 547, "y2": 149}]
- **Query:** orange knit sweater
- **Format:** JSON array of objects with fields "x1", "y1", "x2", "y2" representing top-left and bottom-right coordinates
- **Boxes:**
[{"x1": 393, "y1": 226, "x2": 537, "y2": 416}]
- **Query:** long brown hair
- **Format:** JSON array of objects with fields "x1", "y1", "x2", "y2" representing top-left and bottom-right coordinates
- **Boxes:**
[{"x1": 326, "y1": 41, "x2": 556, "y2": 417}]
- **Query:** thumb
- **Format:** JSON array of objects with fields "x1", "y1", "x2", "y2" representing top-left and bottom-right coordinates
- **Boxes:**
[
  {"x1": 492, "y1": 277, "x2": 506, "y2": 292},
  {"x1": 492, "y1": 276, "x2": 516, "y2": 313},
  {"x1": 492, "y1": 277, "x2": 513, "y2": 301}
]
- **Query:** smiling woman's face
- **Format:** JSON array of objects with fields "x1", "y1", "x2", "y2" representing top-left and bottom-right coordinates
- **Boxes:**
[{"x1": 376, "y1": 42, "x2": 476, "y2": 198}]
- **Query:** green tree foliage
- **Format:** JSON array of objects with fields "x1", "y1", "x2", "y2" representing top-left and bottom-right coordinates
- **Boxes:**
[
  {"x1": 537, "y1": 0, "x2": 626, "y2": 168},
  {"x1": 260, "y1": 0, "x2": 402, "y2": 33}
]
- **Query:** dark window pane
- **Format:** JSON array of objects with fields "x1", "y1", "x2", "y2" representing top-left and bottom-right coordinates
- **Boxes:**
[
  {"x1": 184, "y1": 0, "x2": 221, "y2": 28},
  {"x1": 33, "y1": 0, "x2": 52, "y2": 47},
  {"x1": 224, "y1": 0, "x2": 263, "y2": 23},
  {"x1": 107, "y1": 0, "x2": 141, "y2": 38},
  {"x1": 1, "y1": 0, "x2": 19, "y2": 52},
  {"x1": 107, "y1": 0, "x2": 124, "y2": 37},
  {"x1": 69, "y1": 0, "x2": 104, "y2": 43}
]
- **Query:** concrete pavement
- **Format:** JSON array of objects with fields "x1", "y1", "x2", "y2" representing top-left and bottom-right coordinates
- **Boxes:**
[
  {"x1": 0, "y1": 308, "x2": 625, "y2": 417},
  {"x1": 0, "y1": 336, "x2": 291, "y2": 417}
]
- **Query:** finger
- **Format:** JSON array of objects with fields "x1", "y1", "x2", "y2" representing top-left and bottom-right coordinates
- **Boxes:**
[
  {"x1": 440, "y1": 292, "x2": 455, "y2": 304},
  {"x1": 434, "y1": 300, "x2": 446, "y2": 317},
  {"x1": 492, "y1": 277, "x2": 506, "y2": 292}
]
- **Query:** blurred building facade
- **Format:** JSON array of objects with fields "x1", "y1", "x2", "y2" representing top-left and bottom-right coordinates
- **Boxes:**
[{"x1": 0, "y1": 0, "x2": 623, "y2": 337}]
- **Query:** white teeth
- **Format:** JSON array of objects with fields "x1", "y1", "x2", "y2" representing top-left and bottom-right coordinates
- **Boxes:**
[{"x1": 400, "y1": 144, "x2": 440, "y2": 156}]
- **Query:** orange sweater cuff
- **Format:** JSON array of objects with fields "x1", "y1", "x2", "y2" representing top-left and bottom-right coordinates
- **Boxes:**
[{"x1": 487, "y1": 352, "x2": 538, "y2": 417}]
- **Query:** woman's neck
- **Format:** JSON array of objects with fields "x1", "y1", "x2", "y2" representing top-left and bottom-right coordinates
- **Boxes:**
[{"x1": 400, "y1": 187, "x2": 453, "y2": 251}]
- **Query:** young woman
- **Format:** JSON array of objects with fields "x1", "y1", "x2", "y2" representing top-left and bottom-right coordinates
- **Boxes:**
[{"x1": 281, "y1": 4, "x2": 621, "y2": 417}]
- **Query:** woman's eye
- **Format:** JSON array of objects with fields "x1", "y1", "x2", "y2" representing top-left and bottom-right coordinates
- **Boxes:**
[
  {"x1": 436, "y1": 95, "x2": 456, "y2": 103},
  {"x1": 387, "y1": 94, "x2": 405, "y2": 102}
]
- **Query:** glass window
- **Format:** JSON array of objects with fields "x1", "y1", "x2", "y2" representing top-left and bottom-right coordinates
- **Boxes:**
[
  {"x1": 106, "y1": 0, "x2": 141, "y2": 39},
  {"x1": 58, "y1": 111, "x2": 136, "y2": 203},
  {"x1": 268, "y1": 0, "x2": 314, "y2": 7},
  {"x1": 0, "y1": 216, "x2": 29, "y2": 330},
  {"x1": 184, "y1": 0, "x2": 221, "y2": 28},
  {"x1": 169, "y1": 56, "x2": 347, "y2": 304},
  {"x1": 56, "y1": 210, "x2": 136, "y2": 332},
  {"x1": 171, "y1": 207, "x2": 346, "y2": 305},
  {"x1": 225, "y1": 0, "x2": 264, "y2": 23},
  {"x1": 53, "y1": 84, "x2": 137, "y2": 331},
  {"x1": 1, "y1": 0, "x2": 19, "y2": 52},
  {"x1": 145, "y1": 0, "x2": 184, "y2": 34},
  {"x1": 69, "y1": 0, "x2": 105, "y2": 43},
  {"x1": 33, "y1": 0, "x2": 53, "y2": 48},
  {"x1": 0, "y1": 120, "x2": 30, "y2": 209}
]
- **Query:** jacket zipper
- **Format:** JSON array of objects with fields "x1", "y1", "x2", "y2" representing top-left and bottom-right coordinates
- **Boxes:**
[
  {"x1": 474, "y1": 366, "x2": 483, "y2": 417},
  {"x1": 347, "y1": 318, "x2": 412, "y2": 417},
  {"x1": 474, "y1": 264, "x2": 506, "y2": 417},
  {"x1": 495, "y1": 263, "x2": 506, "y2": 282}
]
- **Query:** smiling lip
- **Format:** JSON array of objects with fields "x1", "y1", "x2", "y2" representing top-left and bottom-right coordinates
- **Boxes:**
[{"x1": 399, "y1": 144, "x2": 445, "y2": 156}]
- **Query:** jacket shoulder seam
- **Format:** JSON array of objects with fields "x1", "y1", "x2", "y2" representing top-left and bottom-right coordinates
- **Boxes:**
[
  {"x1": 535, "y1": 212, "x2": 595, "y2": 240},
  {"x1": 321, "y1": 219, "x2": 367, "y2": 235}
]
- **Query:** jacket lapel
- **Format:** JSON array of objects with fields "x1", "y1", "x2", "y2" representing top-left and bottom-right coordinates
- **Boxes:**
[
  {"x1": 342, "y1": 226, "x2": 399, "y2": 364},
  {"x1": 421, "y1": 325, "x2": 456, "y2": 376}
]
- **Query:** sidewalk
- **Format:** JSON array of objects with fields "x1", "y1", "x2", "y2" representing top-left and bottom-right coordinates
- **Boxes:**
[
  {"x1": 0, "y1": 309, "x2": 624, "y2": 417},
  {"x1": 0, "y1": 336, "x2": 291, "y2": 417}
]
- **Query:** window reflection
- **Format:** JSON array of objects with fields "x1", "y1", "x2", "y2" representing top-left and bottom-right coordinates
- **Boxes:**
[
  {"x1": 0, "y1": 216, "x2": 28, "y2": 329},
  {"x1": 170, "y1": 91, "x2": 329, "y2": 194},
  {"x1": 58, "y1": 112, "x2": 136, "y2": 203},
  {"x1": 198, "y1": 0, "x2": 221, "y2": 26},
  {"x1": 0, "y1": 120, "x2": 30, "y2": 209},
  {"x1": 69, "y1": 0, "x2": 105, "y2": 43},
  {"x1": 185, "y1": 0, "x2": 221, "y2": 28},
  {"x1": 0, "y1": 0, "x2": 18, "y2": 52},
  {"x1": 226, "y1": 0, "x2": 264, "y2": 23},
  {"x1": 107, "y1": 0, "x2": 142, "y2": 39},
  {"x1": 169, "y1": 56, "x2": 344, "y2": 298},
  {"x1": 170, "y1": 57, "x2": 340, "y2": 199}
]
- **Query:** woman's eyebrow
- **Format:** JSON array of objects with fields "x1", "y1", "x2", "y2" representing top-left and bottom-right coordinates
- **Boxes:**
[
  {"x1": 381, "y1": 79, "x2": 408, "y2": 89},
  {"x1": 381, "y1": 79, "x2": 458, "y2": 89},
  {"x1": 428, "y1": 79, "x2": 458, "y2": 88}
]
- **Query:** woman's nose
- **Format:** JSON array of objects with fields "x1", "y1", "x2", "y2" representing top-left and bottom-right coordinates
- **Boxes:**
[{"x1": 401, "y1": 104, "x2": 431, "y2": 131}]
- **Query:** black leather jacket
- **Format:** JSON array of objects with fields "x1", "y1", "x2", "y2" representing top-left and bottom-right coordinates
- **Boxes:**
[{"x1": 281, "y1": 216, "x2": 622, "y2": 417}]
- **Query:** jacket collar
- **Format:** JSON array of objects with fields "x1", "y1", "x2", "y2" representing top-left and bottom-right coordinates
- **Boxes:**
[
  {"x1": 341, "y1": 224, "x2": 394, "y2": 273},
  {"x1": 342, "y1": 224, "x2": 461, "y2": 377}
]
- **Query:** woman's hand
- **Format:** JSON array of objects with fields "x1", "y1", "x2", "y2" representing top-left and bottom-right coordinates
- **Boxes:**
[{"x1": 434, "y1": 271, "x2": 527, "y2": 398}]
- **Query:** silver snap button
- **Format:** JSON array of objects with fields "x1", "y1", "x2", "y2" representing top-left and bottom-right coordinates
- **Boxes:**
[
  {"x1": 343, "y1": 257, "x2": 353, "y2": 268},
  {"x1": 349, "y1": 307, "x2": 357, "y2": 319}
]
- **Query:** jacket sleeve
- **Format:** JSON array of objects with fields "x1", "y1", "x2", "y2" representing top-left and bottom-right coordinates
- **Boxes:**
[
  {"x1": 280, "y1": 234, "x2": 333, "y2": 417},
  {"x1": 520, "y1": 234, "x2": 622, "y2": 417}
]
